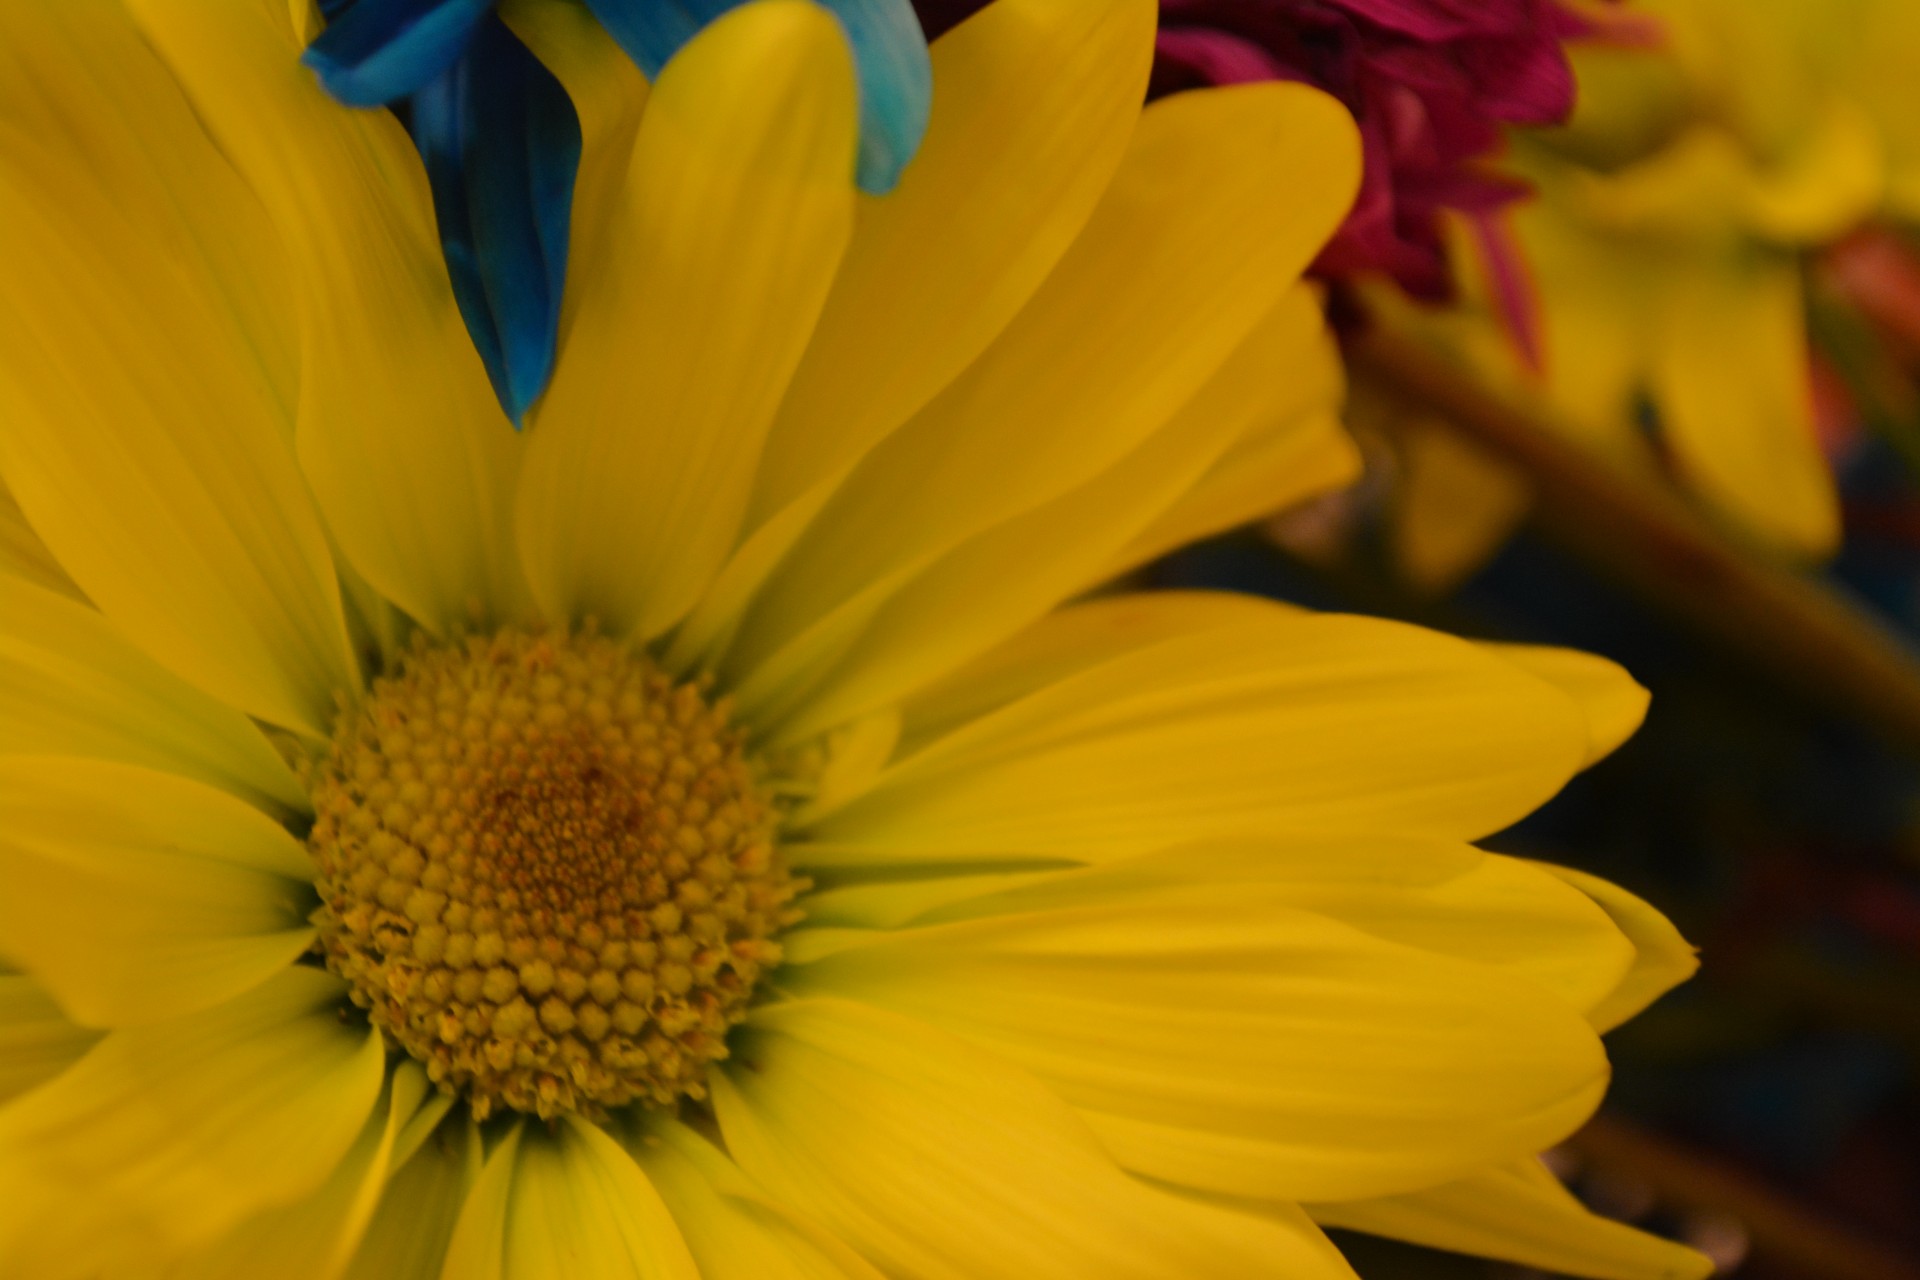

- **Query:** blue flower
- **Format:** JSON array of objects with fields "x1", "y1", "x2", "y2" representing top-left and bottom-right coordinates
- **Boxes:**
[{"x1": 305, "y1": 0, "x2": 931, "y2": 424}]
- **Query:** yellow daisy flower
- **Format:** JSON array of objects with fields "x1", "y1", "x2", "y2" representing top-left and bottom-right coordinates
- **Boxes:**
[{"x1": 0, "y1": 1, "x2": 1706, "y2": 1277}]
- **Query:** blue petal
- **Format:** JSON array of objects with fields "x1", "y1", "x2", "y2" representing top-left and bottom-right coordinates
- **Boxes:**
[
  {"x1": 583, "y1": 0, "x2": 931, "y2": 193},
  {"x1": 410, "y1": 17, "x2": 582, "y2": 425},
  {"x1": 304, "y1": 0, "x2": 496, "y2": 107},
  {"x1": 820, "y1": 0, "x2": 933, "y2": 193}
]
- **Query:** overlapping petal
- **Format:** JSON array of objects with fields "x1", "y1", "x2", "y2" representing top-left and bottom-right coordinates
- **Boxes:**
[
  {"x1": 0, "y1": 969, "x2": 384, "y2": 1280},
  {"x1": 0, "y1": 759, "x2": 317, "y2": 1029},
  {"x1": 439, "y1": 1117, "x2": 698, "y2": 1280},
  {"x1": 723, "y1": 82, "x2": 1361, "y2": 729},
  {"x1": 128, "y1": 0, "x2": 529, "y2": 635},
  {"x1": 0, "y1": 2, "x2": 358, "y2": 737},
  {"x1": 768, "y1": 287, "x2": 1354, "y2": 741},
  {"x1": 515, "y1": 0, "x2": 858, "y2": 639},
  {"x1": 341, "y1": 1114, "x2": 482, "y2": 1280},
  {"x1": 0, "y1": 968, "x2": 101, "y2": 1107},
  {"x1": 670, "y1": 0, "x2": 1157, "y2": 669},
  {"x1": 624, "y1": 1120, "x2": 885, "y2": 1280},
  {"x1": 0, "y1": 577, "x2": 309, "y2": 819},
  {"x1": 785, "y1": 873, "x2": 1609, "y2": 1201},
  {"x1": 150, "y1": 1065, "x2": 449, "y2": 1280},
  {"x1": 1309, "y1": 1158, "x2": 1713, "y2": 1280},
  {"x1": 799, "y1": 601, "x2": 1590, "y2": 867},
  {"x1": 714, "y1": 999, "x2": 1357, "y2": 1278}
]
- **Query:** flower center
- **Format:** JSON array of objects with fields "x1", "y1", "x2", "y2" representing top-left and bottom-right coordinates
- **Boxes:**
[{"x1": 307, "y1": 629, "x2": 798, "y2": 1121}]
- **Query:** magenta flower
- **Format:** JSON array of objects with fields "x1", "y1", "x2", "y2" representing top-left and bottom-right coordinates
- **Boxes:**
[
  {"x1": 1151, "y1": 0, "x2": 1585, "y2": 300},
  {"x1": 918, "y1": 0, "x2": 1588, "y2": 307}
]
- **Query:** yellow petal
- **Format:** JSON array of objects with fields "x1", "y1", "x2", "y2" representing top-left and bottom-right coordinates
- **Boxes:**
[
  {"x1": 1537, "y1": 863, "x2": 1700, "y2": 1033},
  {"x1": 154, "y1": 1064, "x2": 445, "y2": 1280},
  {"x1": 1739, "y1": 99, "x2": 1882, "y2": 244},
  {"x1": 515, "y1": 0, "x2": 856, "y2": 640},
  {"x1": 342, "y1": 1112, "x2": 482, "y2": 1280},
  {"x1": 623, "y1": 1119, "x2": 885, "y2": 1280},
  {"x1": 714, "y1": 999, "x2": 1355, "y2": 1278},
  {"x1": 1515, "y1": 199, "x2": 1655, "y2": 457},
  {"x1": 886, "y1": 833, "x2": 1638, "y2": 1015},
  {"x1": 770, "y1": 287, "x2": 1355, "y2": 742},
  {"x1": 661, "y1": 0, "x2": 1159, "y2": 673},
  {"x1": 1482, "y1": 643, "x2": 1650, "y2": 768},
  {"x1": 0, "y1": 6, "x2": 358, "y2": 738},
  {"x1": 0, "y1": 476, "x2": 80, "y2": 602},
  {"x1": 800, "y1": 603, "x2": 1588, "y2": 868},
  {"x1": 1650, "y1": 250, "x2": 1839, "y2": 557},
  {"x1": 126, "y1": 0, "x2": 527, "y2": 635},
  {"x1": 1308, "y1": 1157, "x2": 1713, "y2": 1280},
  {"x1": 1109, "y1": 290, "x2": 1357, "y2": 575},
  {"x1": 0, "y1": 968, "x2": 101, "y2": 1105},
  {"x1": 720, "y1": 82, "x2": 1361, "y2": 721},
  {"x1": 0, "y1": 758, "x2": 315, "y2": 1028},
  {"x1": 786, "y1": 883, "x2": 1608, "y2": 1202},
  {"x1": 0, "y1": 967, "x2": 384, "y2": 1279},
  {"x1": 1389, "y1": 417, "x2": 1532, "y2": 596},
  {"x1": 1263, "y1": 851, "x2": 1637, "y2": 1017},
  {"x1": 744, "y1": 0, "x2": 1157, "y2": 522},
  {"x1": 439, "y1": 1118, "x2": 699, "y2": 1280},
  {"x1": 894, "y1": 590, "x2": 1288, "y2": 755},
  {"x1": 0, "y1": 1, "x2": 297, "y2": 417},
  {"x1": 0, "y1": 577, "x2": 308, "y2": 818}
]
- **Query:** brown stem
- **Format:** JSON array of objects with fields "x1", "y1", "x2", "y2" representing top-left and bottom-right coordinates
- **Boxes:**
[
  {"x1": 1348, "y1": 320, "x2": 1920, "y2": 761},
  {"x1": 1570, "y1": 1116, "x2": 1920, "y2": 1280}
]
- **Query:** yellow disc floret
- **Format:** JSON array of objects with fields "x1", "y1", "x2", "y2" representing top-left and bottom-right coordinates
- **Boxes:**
[{"x1": 308, "y1": 629, "x2": 799, "y2": 1121}]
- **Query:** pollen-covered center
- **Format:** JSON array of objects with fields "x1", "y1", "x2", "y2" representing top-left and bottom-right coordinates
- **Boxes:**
[{"x1": 308, "y1": 629, "x2": 799, "y2": 1121}]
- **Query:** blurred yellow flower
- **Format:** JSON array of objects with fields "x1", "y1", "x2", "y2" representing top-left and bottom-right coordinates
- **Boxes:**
[
  {"x1": 0, "y1": 2, "x2": 1704, "y2": 1277},
  {"x1": 1388, "y1": 0, "x2": 1920, "y2": 586}
]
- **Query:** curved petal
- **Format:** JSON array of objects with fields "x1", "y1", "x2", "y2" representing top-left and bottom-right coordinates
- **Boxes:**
[
  {"x1": 1308, "y1": 1158, "x2": 1713, "y2": 1280},
  {"x1": 623, "y1": 1119, "x2": 885, "y2": 1280},
  {"x1": 714, "y1": 999, "x2": 1356, "y2": 1278},
  {"x1": 1484, "y1": 643, "x2": 1649, "y2": 768},
  {"x1": 800, "y1": 605, "x2": 1589, "y2": 867},
  {"x1": 128, "y1": 0, "x2": 530, "y2": 635},
  {"x1": 0, "y1": 576, "x2": 308, "y2": 819},
  {"x1": 0, "y1": 968, "x2": 384, "y2": 1280},
  {"x1": 582, "y1": 0, "x2": 927, "y2": 193},
  {"x1": 303, "y1": 0, "x2": 493, "y2": 106},
  {"x1": 0, "y1": 1, "x2": 297, "y2": 411},
  {"x1": 722, "y1": 83, "x2": 1361, "y2": 721},
  {"x1": 0, "y1": 969, "x2": 101, "y2": 1106},
  {"x1": 882, "y1": 836, "x2": 1641, "y2": 1015},
  {"x1": 0, "y1": 3, "x2": 358, "y2": 737},
  {"x1": 515, "y1": 0, "x2": 857, "y2": 638},
  {"x1": 1387, "y1": 414, "x2": 1532, "y2": 596},
  {"x1": 1539, "y1": 863, "x2": 1699, "y2": 1033},
  {"x1": 892, "y1": 590, "x2": 1287, "y2": 754},
  {"x1": 0, "y1": 758, "x2": 315, "y2": 1029},
  {"x1": 156, "y1": 1065, "x2": 447, "y2": 1280},
  {"x1": 1516, "y1": 197, "x2": 1654, "y2": 456},
  {"x1": 786, "y1": 889, "x2": 1609, "y2": 1202},
  {"x1": 1650, "y1": 250, "x2": 1839, "y2": 558},
  {"x1": 1107, "y1": 290, "x2": 1355, "y2": 575},
  {"x1": 769, "y1": 289, "x2": 1354, "y2": 741},
  {"x1": 0, "y1": 476, "x2": 81, "y2": 601},
  {"x1": 342, "y1": 1112, "x2": 482, "y2": 1280},
  {"x1": 438, "y1": 1118, "x2": 699, "y2": 1280},
  {"x1": 669, "y1": 0, "x2": 1157, "y2": 669}
]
